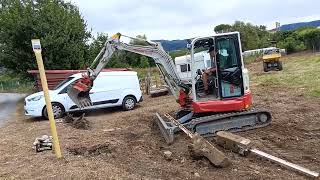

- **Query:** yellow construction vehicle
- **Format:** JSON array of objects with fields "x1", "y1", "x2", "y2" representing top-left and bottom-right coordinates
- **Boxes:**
[{"x1": 262, "y1": 48, "x2": 283, "y2": 72}]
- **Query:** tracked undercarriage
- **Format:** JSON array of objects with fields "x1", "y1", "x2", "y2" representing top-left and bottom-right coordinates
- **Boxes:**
[{"x1": 156, "y1": 109, "x2": 272, "y2": 144}]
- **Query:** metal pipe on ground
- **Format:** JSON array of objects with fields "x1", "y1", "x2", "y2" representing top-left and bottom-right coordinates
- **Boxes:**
[{"x1": 216, "y1": 131, "x2": 319, "y2": 178}]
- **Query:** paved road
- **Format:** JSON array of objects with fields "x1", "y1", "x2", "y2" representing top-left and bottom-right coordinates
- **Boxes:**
[{"x1": 0, "y1": 93, "x2": 26, "y2": 127}]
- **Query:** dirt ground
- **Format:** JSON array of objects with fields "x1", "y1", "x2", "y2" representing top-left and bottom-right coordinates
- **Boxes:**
[{"x1": 1, "y1": 54, "x2": 320, "y2": 179}]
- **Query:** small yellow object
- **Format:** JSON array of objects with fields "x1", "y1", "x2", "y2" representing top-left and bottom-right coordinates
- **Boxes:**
[
  {"x1": 262, "y1": 52, "x2": 281, "y2": 62},
  {"x1": 111, "y1": 32, "x2": 121, "y2": 39},
  {"x1": 31, "y1": 39, "x2": 62, "y2": 158}
]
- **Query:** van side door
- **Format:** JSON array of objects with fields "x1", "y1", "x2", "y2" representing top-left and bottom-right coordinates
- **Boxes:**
[{"x1": 89, "y1": 74, "x2": 120, "y2": 107}]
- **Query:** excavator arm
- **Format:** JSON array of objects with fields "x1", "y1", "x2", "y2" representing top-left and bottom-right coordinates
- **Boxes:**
[{"x1": 67, "y1": 33, "x2": 189, "y2": 108}]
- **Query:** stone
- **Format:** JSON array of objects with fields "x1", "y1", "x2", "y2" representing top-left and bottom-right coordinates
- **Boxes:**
[{"x1": 163, "y1": 150, "x2": 172, "y2": 160}]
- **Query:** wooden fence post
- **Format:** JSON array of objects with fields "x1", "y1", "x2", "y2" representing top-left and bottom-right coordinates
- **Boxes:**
[
  {"x1": 155, "y1": 76, "x2": 158, "y2": 88},
  {"x1": 145, "y1": 73, "x2": 151, "y2": 95}
]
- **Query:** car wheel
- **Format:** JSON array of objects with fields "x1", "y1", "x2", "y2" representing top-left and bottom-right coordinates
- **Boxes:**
[
  {"x1": 122, "y1": 96, "x2": 136, "y2": 111},
  {"x1": 43, "y1": 103, "x2": 65, "y2": 119}
]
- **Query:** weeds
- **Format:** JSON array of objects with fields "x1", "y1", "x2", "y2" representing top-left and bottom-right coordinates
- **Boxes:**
[{"x1": 251, "y1": 54, "x2": 320, "y2": 97}]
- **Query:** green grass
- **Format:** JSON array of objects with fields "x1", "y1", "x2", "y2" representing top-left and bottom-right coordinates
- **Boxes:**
[
  {"x1": 0, "y1": 73, "x2": 34, "y2": 93},
  {"x1": 133, "y1": 67, "x2": 161, "y2": 79},
  {"x1": 243, "y1": 54, "x2": 262, "y2": 64},
  {"x1": 311, "y1": 89, "x2": 320, "y2": 97},
  {"x1": 251, "y1": 54, "x2": 320, "y2": 97}
]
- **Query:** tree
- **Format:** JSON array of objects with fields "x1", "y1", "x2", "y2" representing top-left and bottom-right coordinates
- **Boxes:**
[
  {"x1": 0, "y1": 0, "x2": 91, "y2": 76},
  {"x1": 214, "y1": 21, "x2": 271, "y2": 51},
  {"x1": 298, "y1": 28, "x2": 320, "y2": 52},
  {"x1": 86, "y1": 33, "x2": 108, "y2": 67},
  {"x1": 214, "y1": 24, "x2": 232, "y2": 33},
  {"x1": 139, "y1": 56, "x2": 149, "y2": 68},
  {"x1": 129, "y1": 34, "x2": 148, "y2": 46},
  {"x1": 277, "y1": 36, "x2": 305, "y2": 53},
  {"x1": 231, "y1": 21, "x2": 270, "y2": 51},
  {"x1": 105, "y1": 34, "x2": 155, "y2": 68}
]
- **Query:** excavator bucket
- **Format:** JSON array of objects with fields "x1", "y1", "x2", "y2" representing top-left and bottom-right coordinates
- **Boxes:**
[
  {"x1": 155, "y1": 113, "x2": 176, "y2": 144},
  {"x1": 155, "y1": 111, "x2": 194, "y2": 144},
  {"x1": 67, "y1": 76, "x2": 93, "y2": 108}
]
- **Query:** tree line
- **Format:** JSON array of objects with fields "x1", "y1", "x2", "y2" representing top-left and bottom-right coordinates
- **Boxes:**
[{"x1": 214, "y1": 21, "x2": 320, "y2": 53}]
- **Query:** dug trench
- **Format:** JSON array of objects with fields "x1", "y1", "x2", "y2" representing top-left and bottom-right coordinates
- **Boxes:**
[
  {"x1": 64, "y1": 108, "x2": 222, "y2": 179},
  {"x1": 0, "y1": 53, "x2": 320, "y2": 179}
]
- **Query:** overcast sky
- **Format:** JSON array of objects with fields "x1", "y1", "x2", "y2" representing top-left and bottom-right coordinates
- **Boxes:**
[{"x1": 70, "y1": 0, "x2": 320, "y2": 40}]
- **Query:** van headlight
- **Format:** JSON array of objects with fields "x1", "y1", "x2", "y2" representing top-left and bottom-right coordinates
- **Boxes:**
[{"x1": 28, "y1": 95, "x2": 43, "y2": 101}]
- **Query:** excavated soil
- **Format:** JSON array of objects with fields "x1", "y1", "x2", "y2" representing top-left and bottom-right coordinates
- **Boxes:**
[{"x1": 0, "y1": 54, "x2": 320, "y2": 179}]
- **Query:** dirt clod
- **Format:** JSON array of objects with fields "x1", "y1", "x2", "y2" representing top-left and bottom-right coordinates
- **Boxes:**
[
  {"x1": 64, "y1": 113, "x2": 90, "y2": 129},
  {"x1": 194, "y1": 172, "x2": 200, "y2": 177},
  {"x1": 68, "y1": 143, "x2": 113, "y2": 157}
]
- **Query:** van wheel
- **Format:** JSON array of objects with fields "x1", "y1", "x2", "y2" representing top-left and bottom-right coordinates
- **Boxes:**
[
  {"x1": 43, "y1": 103, "x2": 65, "y2": 119},
  {"x1": 122, "y1": 96, "x2": 136, "y2": 111}
]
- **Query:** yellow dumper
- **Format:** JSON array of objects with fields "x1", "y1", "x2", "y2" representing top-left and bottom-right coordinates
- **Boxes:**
[{"x1": 262, "y1": 48, "x2": 283, "y2": 72}]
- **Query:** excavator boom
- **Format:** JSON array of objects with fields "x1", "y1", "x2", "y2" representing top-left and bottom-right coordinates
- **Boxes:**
[{"x1": 67, "y1": 33, "x2": 187, "y2": 108}]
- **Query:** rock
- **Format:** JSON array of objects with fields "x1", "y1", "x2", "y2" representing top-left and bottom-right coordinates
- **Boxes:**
[
  {"x1": 103, "y1": 128, "x2": 115, "y2": 132},
  {"x1": 163, "y1": 150, "x2": 172, "y2": 160},
  {"x1": 194, "y1": 172, "x2": 200, "y2": 177}
]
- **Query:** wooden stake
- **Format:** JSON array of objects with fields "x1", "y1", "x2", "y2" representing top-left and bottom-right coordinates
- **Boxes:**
[{"x1": 31, "y1": 39, "x2": 62, "y2": 158}]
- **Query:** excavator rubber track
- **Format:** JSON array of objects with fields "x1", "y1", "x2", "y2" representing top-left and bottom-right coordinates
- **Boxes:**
[
  {"x1": 156, "y1": 109, "x2": 272, "y2": 144},
  {"x1": 188, "y1": 109, "x2": 272, "y2": 137}
]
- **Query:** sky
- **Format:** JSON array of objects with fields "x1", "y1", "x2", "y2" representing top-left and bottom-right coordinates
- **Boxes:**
[{"x1": 70, "y1": 0, "x2": 320, "y2": 40}]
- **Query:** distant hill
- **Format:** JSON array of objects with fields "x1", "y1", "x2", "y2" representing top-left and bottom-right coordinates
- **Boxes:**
[
  {"x1": 280, "y1": 20, "x2": 320, "y2": 31},
  {"x1": 155, "y1": 20, "x2": 320, "y2": 52},
  {"x1": 153, "y1": 39, "x2": 188, "y2": 52}
]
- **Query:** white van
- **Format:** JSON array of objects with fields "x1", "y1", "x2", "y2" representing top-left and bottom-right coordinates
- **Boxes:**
[
  {"x1": 175, "y1": 51, "x2": 212, "y2": 82},
  {"x1": 24, "y1": 71, "x2": 143, "y2": 119}
]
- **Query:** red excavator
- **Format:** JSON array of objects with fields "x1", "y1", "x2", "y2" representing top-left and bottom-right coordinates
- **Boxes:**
[{"x1": 67, "y1": 32, "x2": 271, "y2": 144}]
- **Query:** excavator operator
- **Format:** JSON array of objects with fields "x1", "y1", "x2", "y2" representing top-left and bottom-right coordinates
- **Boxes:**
[{"x1": 203, "y1": 46, "x2": 217, "y2": 94}]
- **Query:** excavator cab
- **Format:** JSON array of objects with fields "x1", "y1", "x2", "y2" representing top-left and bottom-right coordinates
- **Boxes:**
[
  {"x1": 157, "y1": 32, "x2": 271, "y2": 144},
  {"x1": 190, "y1": 33, "x2": 245, "y2": 102}
]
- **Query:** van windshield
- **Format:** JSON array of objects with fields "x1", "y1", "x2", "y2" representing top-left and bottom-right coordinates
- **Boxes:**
[{"x1": 53, "y1": 77, "x2": 75, "y2": 90}]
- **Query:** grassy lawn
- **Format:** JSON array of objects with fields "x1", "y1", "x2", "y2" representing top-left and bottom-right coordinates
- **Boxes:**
[
  {"x1": 251, "y1": 53, "x2": 320, "y2": 97},
  {"x1": 0, "y1": 73, "x2": 34, "y2": 93},
  {"x1": 243, "y1": 54, "x2": 261, "y2": 64}
]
